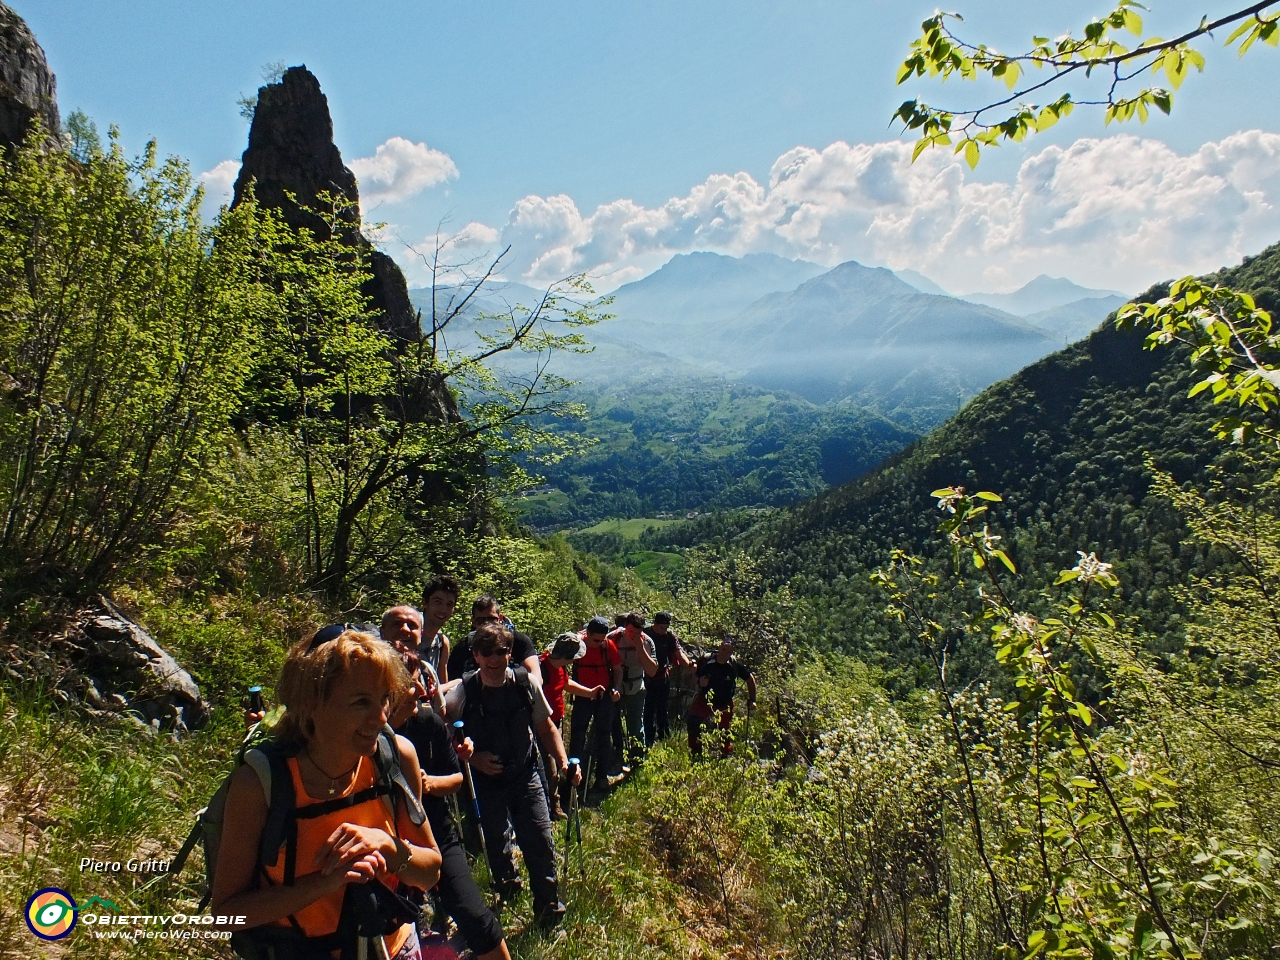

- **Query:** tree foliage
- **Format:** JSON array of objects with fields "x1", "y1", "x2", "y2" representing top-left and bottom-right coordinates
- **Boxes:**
[
  {"x1": 894, "y1": 1, "x2": 1279, "y2": 166},
  {"x1": 0, "y1": 130, "x2": 261, "y2": 592}
]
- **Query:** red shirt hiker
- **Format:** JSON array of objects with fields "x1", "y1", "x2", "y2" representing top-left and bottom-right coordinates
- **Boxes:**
[
  {"x1": 574, "y1": 634, "x2": 620, "y2": 690},
  {"x1": 539, "y1": 651, "x2": 569, "y2": 724}
]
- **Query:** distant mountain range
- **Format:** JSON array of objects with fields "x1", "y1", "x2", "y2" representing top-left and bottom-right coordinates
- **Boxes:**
[
  {"x1": 960, "y1": 274, "x2": 1126, "y2": 316},
  {"x1": 711, "y1": 262, "x2": 1057, "y2": 429},
  {"x1": 409, "y1": 254, "x2": 1133, "y2": 433},
  {"x1": 706, "y1": 241, "x2": 1280, "y2": 671}
]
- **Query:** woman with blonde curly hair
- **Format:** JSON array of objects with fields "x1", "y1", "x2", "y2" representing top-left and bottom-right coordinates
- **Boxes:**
[{"x1": 213, "y1": 626, "x2": 442, "y2": 959}]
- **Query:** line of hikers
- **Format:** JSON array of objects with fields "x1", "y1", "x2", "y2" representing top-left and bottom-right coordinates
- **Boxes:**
[{"x1": 206, "y1": 574, "x2": 757, "y2": 960}]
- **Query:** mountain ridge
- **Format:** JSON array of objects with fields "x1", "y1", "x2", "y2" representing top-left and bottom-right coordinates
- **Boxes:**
[
  {"x1": 961, "y1": 274, "x2": 1126, "y2": 315},
  {"x1": 719, "y1": 259, "x2": 1058, "y2": 429}
]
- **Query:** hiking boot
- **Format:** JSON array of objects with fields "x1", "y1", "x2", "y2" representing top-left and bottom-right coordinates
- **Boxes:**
[
  {"x1": 534, "y1": 901, "x2": 567, "y2": 929},
  {"x1": 606, "y1": 772, "x2": 626, "y2": 787},
  {"x1": 551, "y1": 799, "x2": 569, "y2": 821}
]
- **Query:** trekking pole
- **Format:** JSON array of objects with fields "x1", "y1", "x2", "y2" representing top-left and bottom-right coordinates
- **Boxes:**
[
  {"x1": 562, "y1": 757, "x2": 581, "y2": 874},
  {"x1": 451, "y1": 720, "x2": 489, "y2": 868},
  {"x1": 579, "y1": 708, "x2": 597, "y2": 803}
]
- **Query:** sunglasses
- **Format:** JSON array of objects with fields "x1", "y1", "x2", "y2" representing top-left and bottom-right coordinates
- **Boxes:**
[
  {"x1": 306, "y1": 622, "x2": 362, "y2": 653},
  {"x1": 476, "y1": 647, "x2": 512, "y2": 659}
]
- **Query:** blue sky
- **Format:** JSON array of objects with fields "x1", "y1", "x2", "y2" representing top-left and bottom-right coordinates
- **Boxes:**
[{"x1": 21, "y1": 0, "x2": 1280, "y2": 293}]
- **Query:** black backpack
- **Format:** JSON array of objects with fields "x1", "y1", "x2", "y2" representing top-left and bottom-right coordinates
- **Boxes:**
[
  {"x1": 172, "y1": 725, "x2": 426, "y2": 959},
  {"x1": 460, "y1": 665, "x2": 539, "y2": 776}
]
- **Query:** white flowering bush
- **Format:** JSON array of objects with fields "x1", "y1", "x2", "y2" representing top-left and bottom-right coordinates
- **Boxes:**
[
  {"x1": 774, "y1": 703, "x2": 955, "y2": 956},
  {"x1": 867, "y1": 486, "x2": 1279, "y2": 960}
]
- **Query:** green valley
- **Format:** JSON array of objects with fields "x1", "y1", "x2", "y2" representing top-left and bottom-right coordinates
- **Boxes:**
[{"x1": 513, "y1": 379, "x2": 918, "y2": 530}]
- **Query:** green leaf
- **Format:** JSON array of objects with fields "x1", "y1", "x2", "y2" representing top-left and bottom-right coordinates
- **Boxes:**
[
  {"x1": 964, "y1": 138, "x2": 980, "y2": 169},
  {"x1": 975, "y1": 491, "x2": 1003, "y2": 501},
  {"x1": 1226, "y1": 19, "x2": 1254, "y2": 45}
]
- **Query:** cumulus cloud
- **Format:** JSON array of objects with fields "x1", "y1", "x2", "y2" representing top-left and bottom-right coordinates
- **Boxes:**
[
  {"x1": 454, "y1": 131, "x2": 1280, "y2": 293},
  {"x1": 350, "y1": 137, "x2": 458, "y2": 209},
  {"x1": 197, "y1": 159, "x2": 240, "y2": 213}
]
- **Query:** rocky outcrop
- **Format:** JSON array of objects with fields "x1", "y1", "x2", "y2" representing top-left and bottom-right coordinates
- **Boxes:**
[
  {"x1": 232, "y1": 66, "x2": 419, "y2": 346},
  {"x1": 74, "y1": 597, "x2": 209, "y2": 733},
  {"x1": 0, "y1": 2, "x2": 60, "y2": 151}
]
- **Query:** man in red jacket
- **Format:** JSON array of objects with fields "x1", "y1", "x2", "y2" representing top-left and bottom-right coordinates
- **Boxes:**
[{"x1": 568, "y1": 617, "x2": 623, "y2": 792}]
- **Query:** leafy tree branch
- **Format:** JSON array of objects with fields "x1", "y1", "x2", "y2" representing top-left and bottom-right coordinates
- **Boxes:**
[{"x1": 894, "y1": 0, "x2": 1278, "y2": 166}]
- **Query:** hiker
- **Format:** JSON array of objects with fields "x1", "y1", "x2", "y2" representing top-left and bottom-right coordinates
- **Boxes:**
[
  {"x1": 390, "y1": 664, "x2": 511, "y2": 959},
  {"x1": 610, "y1": 612, "x2": 657, "y2": 769},
  {"x1": 447, "y1": 596, "x2": 542, "y2": 690},
  {"x1": 419, "y1": 574, "x2": 460, "y2": 685},
  {"x1": 539, "y1": 633, "x2": 595, "y2": 817},
  {"x1": 687, "y1": 638, "x2": 757, "y2": 758},
  {"x1": 213, "y1": 626, "x2": 442, "y2": 960},
  {"x1": 382, "y1": 607, "x2": 446, "y2": 715},
  {"x1": 568, "y1": 617, "x2": 623, "y2": 791},
  {"x1": 609, "y1": 614, "x2": 629, "y2": 764},
  {"x1": 644, "y1": 611, "x2": 690, "y2": 747},
  {"x1": 442, "y1": 622, "x2": 577, "y2": 926}
]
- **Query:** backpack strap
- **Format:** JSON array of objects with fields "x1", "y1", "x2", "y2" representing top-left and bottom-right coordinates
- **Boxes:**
[
  {"x1": 245, "y1": 741, "x2": 300, "y2": 883},
  {"x1": 511, "y1": 664, "x2": 536, "y2": 713},
  {"x1": 372, "y1": 727, "x2": 426, "y2": 827}
]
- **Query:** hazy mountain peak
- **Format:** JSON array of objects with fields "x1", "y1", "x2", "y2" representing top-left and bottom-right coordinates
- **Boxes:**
[
  {"x1": 622, "y1": 250, "x2": 824, "y2": 292},
  {"x1": 608, "y1": 251, "x2": 827, "y2": 332},
  {"x1": 799, "y1": 259, "x2": 920, "y2": 299},
  {"x1": 961, "y1": 274, "x2": 1127, "y2": 316},
  {"x1": 894, "y1": 269, "x2": 950, "y2": 296}
]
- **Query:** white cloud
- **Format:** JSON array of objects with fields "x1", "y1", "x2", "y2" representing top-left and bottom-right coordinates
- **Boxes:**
[
  {"x1": 350, "y1": 137, "x2": 458, "y2": 210},
  {"x1": 197, "y1": 159, "x2": 239, "y2": 214},
  {"x1": 444, "y1": 131, "x2": 1280, "y2": 294}
]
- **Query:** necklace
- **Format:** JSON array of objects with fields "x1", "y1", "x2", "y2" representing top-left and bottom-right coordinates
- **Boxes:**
[{"x1": 304, "y1": 748, "x2": 360, "y2": 796}]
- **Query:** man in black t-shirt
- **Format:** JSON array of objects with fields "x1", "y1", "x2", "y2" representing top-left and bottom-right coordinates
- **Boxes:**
[
  {"x1": 447, "y1": 595, "x2": 541, "y2": 690},
  {"x1": 687, "y1": 638, "x2": 756, "y2": 757},
  {"x1": 644, "y1": 611, "x2": 690, "y2": 747}
]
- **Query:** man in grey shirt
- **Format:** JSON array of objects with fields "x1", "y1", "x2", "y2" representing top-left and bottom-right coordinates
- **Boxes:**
[{"x1": 611, "y1": 611, "x2": 657, "y2": 769}]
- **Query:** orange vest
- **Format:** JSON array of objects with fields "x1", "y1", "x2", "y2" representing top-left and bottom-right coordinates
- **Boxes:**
[{"x1": 263, "y1": 755, "x2": 413, "y2": 957}]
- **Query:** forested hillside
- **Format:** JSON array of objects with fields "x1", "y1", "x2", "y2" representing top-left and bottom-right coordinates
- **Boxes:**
[
  {"x1": 688, "y1": 242, "x2": 1280, "y2": 683},
  {"x1": 516, "y1": 379, "x2": 917, "y2": 528}
]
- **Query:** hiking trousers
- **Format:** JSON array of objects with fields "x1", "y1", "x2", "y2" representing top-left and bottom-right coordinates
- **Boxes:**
[
  {"x1": 568, "y1": 696, "x2": 615, "y2": 785},
  {"x1": 620, "y1": 689, "x2": 646, "y2": 764},
  {"x1": 435, "y1": 835, "x2": 505, "y2": 955},
  {"x1": 473, "y1": 764, "x2": 560, "y2": 913},
  {"x1": 687, "y1": 705, "x2": 733, "y2": 757},
  {"x1": 644, "y1": 675, "x2": 672, "y2": 747}
]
